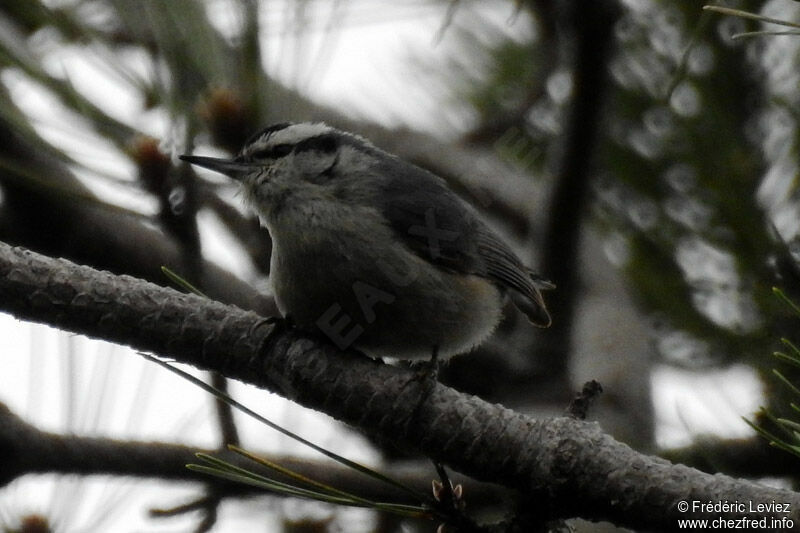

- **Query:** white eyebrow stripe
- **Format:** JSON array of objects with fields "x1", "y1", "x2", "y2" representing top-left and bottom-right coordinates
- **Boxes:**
[{"x1": 267, "y1": 123, "x2": 332, "y2": 145}]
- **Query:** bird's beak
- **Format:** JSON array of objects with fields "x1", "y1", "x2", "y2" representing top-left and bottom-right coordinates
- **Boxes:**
[{"x1": 179, "y1": 155, "x2": 252, "y2": 181}]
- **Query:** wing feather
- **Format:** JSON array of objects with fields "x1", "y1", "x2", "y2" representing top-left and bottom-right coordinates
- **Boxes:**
[{"x1": 374, "y1": 158, "x2": 551, "y2": 326}]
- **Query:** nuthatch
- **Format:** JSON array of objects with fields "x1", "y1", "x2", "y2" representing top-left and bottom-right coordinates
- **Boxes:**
[{"x1": 181, "y1": 122, "x2": 551, "y2": 360}]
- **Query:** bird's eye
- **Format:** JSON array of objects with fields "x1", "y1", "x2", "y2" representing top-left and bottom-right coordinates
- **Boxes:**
[{"x1": 252, "y1": 144, "x2": 293, "y2": 159}]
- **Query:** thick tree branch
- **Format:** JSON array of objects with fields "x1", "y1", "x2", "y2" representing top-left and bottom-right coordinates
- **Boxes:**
[{"x1": 0, "y1": 241, "x2": 798, "y2": 531}]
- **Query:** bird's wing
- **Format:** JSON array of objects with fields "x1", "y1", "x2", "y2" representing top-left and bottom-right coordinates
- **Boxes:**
[
  {"x1": 375, "y1": 159, "x2": 551, "y2": 326},
  {"x1": 474, "y1": 228, "x2": 551, "y2": 327}
]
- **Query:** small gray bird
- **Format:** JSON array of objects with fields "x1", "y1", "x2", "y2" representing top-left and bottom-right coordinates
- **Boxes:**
[{"x1": 181, "y1": 122, "x2": 551, "y2": 360}]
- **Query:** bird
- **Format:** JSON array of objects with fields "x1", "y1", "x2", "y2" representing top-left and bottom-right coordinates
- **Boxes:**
[{"x1": 181, "y1": 122, "x2": 551, "y2": 360}]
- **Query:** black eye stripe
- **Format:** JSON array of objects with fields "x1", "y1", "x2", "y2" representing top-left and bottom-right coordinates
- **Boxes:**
[
  {"x1": 295, "y1": 133, "x2": 338, "y2": 154},
  {"x1": 252, "y1": 144, "x2": 293, "y2": 159},
  {"x1": 246, "y1": 132, "x2": 340, "y2": 161}
]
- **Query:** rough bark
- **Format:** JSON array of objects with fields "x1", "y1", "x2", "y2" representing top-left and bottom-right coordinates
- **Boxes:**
[{"x1": 0, "y1": 242, "x2": 797, "y2": 530}]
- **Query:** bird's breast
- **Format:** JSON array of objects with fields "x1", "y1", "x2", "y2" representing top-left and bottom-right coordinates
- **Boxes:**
[{"x1": 268, "y1": 215, "x2": 503, "y2": 359}]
